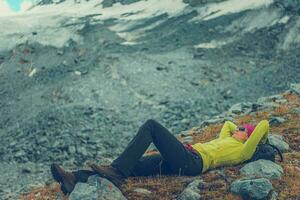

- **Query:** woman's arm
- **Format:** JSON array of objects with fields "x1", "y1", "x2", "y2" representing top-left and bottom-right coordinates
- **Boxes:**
[
  {"x1": 219, "y1": 121, "x2": 237, "y2": 138},
  {"x1": 240, "y1": 120, "x2": 269, "y2": 160}
]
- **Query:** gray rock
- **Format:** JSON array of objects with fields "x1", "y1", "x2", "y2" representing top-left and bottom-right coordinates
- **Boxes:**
[
  {"x1": 256, "y1": 102, "x2": 280, "y2": 110},
  {"x1": 269, "y1": 191, "x2": 278, "y2": 200},
  {"x1": 70, "y1": 175, "x2": 127, "y2": 200},
  {"x1": 269, "y1": 117, "x2": 286, "y2": 126},
  {"x1": 229, "y1": 103, "x2": 243, "y2": 114},
  {"x1": 268, "y1": 134, "x2": 290, "y2": 153},
  {"x1": 57, "y1": 50, "x2": 64, "y2": 55},
  {"x1": 275, "y1": 0, "x2": 300, "y2": 12},
  {"x1": 200, "y1": 118, "x2": 225, "y2": 127},
  {"x1": 69, "y1": 182, "x2": 98, "y2": 200},
  {"x1": 68, "y1": 145, "x2": 76, "y2": 154},
  {"x1": 257, "y1": 94, "x2": 284, "y2": 104},
  {"x1": 15, "y1": 150, "x2": 26, "y2": 157},
  {"x1": 77, "y1": 146, "x2": 88, "y2": 156},
  {"x1": 177, "y1": 179, "x2": 202, "y2": 200},
  {"x1": 290, "y1": 83, "x2": 300, "y2": 96},
  {"x1": 230, "y1": 178, "x2": 273, "y2": 200},
  {"x1": 88, "y1": 175, "x2": 127, "y2": 200},
  {"x1": 240, "y1": 160, "x2": 283, "y2": 179},
  {"x1": 132, "y1": 188, "x2": 152, "y2": 195},
  {"x1": 182, "y1": 136, "x2": 193, "y2": 144},
  {"x1": 293, "y1": 108, "x2": 300, "y2": 114},
  {"x1": 228, "y1": 102, "x2": 253, "y2": 115}
]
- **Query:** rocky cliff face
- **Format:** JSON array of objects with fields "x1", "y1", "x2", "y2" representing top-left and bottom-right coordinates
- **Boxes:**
[{"x1": 0, "y1": 1, "x2": 299, "y2": 199}]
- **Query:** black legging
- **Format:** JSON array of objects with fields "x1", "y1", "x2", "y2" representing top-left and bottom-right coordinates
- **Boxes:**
[{"x1": 72, "y1": 119, "x2": 203, "y2": 182}]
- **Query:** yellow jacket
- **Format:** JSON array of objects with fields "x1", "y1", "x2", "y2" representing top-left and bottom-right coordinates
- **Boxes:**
[{"x1": 192, "y1": 120, "x2": 269, "y2": 173}]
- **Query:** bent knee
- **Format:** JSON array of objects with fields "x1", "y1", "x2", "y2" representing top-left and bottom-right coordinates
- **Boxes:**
[{"x1": 145, "y1": 119, "x2": 158, "y2": 125}]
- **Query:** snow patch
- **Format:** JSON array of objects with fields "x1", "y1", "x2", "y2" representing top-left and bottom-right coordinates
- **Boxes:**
[
  {"x1": 0, "y1": 0, "x2": 187, "y2": 51},
  {"x1": 280, "y1": 18, "x2": 300, "y2": 50},
  {"x1": 191, "y1": 0, "x2": 273, "y2": 22},
  {"x1": 223, "y1": 7, "x2": 282, "y2": 33},
  {"x1": 194, "y1": 40, "x2": 227, "y2": 49}
]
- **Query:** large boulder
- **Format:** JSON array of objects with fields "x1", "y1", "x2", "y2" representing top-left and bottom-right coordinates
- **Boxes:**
[
  {"x1": 69, "y1": 182, "x2": 98, "y2": 200},
  {"x1": 230, "y1": 178, "x2": 273, "y2": 200},
  {"x1": 240, "y1": 160, "x2": 283, "y2": 180},
  {"x1": 69, "y1": 175, "x2": 127, "y2": 200}
]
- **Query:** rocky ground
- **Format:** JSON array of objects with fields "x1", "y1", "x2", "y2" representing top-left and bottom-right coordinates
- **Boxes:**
[
  {"x1": 0, "y1": 0, "x2": 300, "y2": 199},
  {"x1": 19, "y1": 82, "x2": 300, "y2": 200}
]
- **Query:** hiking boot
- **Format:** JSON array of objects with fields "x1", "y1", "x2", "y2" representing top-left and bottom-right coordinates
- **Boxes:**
[
  {"x1": 90, "y1": 164, "x2": 125, "y2": 188},
  {"x1": 50, "y1": 163, "x2": 76, "y2": 195}
]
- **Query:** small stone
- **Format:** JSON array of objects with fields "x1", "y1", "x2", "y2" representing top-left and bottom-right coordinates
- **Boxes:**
[
  {"x1": 181, "y1": 118, "x2": 190, "y2": 123},
  {"x1": 177, "y1": 179, "x2": 202, "y2": 200},
  {"x1": 193, "y1": 51, "x2": 204, "y2": 59},
  {"x1": 132, "y1": 188, "x2": 152, "y2": 195},
  {"x1": 292, "y1": 108, "x2": 300, "y2": 114},
  {"x1": 77, "y1": 146, "x2": 88, "y2": 156},
  {"x1": 269, "y1": 191, "x2": 278, "y2": 200},
  {"x1": 257, "y1": 95, "x2": 284, "y2": 103},
  {"x1": 28, "y1": 68, "x2": 37, "y2": 77},
  {"x1": 290, "y1": 83, "x2": 300, "y2": 96},
  {"x1": 62, "y1": 60, "x2": 68, "y2": 66},
  {"x1": 182, "y1": 136, "x2": 193, "y2": 144},
  {"x1": 57, "y1": 50, "x2": 64, "y2": 55},
  {"x1": 275, "y1": 99, "x2": 287, "y2": 104},
  {"x1": 74, "y1": 71, "x2": 82, "y2": 76},
  {"x1": 68, "y1": 145, "x2": 76, "y2": 154},
  {"x1": 268, "y1": 134, "x2": 290, "y2": 153},
  {"x1": 37, "y1": 137, "x2": 48, "y2": 145},
  {"x1": 269, "y1": 117, "x2": 286, "y2": 126},
  {"x1": 53, "y1": 140, "x2": 60, "y2": 148},
  {"x1": 229, "y1": 104, "x2": 241, "y2": 114},
  {"x1": 200, "y1": 118, "x2": 224, "y2": 127},
  {"x1": 15, "y1": 150, "x2": 26, "y2": 157}
]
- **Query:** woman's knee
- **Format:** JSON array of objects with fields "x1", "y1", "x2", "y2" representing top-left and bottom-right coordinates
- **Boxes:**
[{"x1": 145, "y1": 119, "x2": 158, "y2": 126}]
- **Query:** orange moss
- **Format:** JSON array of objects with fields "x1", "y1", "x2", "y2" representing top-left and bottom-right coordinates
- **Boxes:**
[
  {"x1": 283, "y1": 92, "x2": 299, "y2": 102},
  {"x1": 193, "y1": 124, "x2": 223, "y2": 143},
  {"x1": 273, "y1": 105, "x2": 291, "y2": 116},
  {"x1": 224, "y1": 193, "x2": 243, "y2": 200},
  {"x1": 122, "y1": 175, "x2": 191, "y2": 200},
  {"x1": 235, "y1": 115, "x2": 253, "y2": 125},
  {"x1": 274, "y1": 163, "x2": 300, "y2": 200},
  {"x1": 19, "y1": 184, "x2": 67, "y2": 200},
  {"x1": 255, "y1": 111, "x2": 270, "y2": 121}
]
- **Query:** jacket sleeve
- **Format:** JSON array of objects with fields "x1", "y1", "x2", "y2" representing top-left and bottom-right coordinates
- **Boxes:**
[
  {"x1": 240, "y1": 120, "x2": 269, "y2": 160},
  {"x1": 219, "y1": 121, "x2": 237, "y2": 138}
]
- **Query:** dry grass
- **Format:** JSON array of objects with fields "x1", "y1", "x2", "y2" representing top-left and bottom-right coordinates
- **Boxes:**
[
  {"x1": 235, "y1": 115, "x2": 253, "y2": 125},
  {"x1": 192, "y1": 124, "x2": 223, "y2": 144},
  {"x1": 122, "y1": 176, "x2": 192, "y2": 200},
  {"x1": 19, "y1": 92, "x2": 300, "y2": 200},
  {"x1": 19, "y1": 184, "x2": 67, "y2": 200}
]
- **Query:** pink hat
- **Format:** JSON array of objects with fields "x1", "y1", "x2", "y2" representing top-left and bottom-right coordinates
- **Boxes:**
[{"x1": 243, "y1": 124, "x2": 255, "y2": 137}]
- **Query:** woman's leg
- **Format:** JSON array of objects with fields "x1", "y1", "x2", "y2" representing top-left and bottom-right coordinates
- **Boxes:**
[
  {"x1": 72, "y1": 170, "x2": 97, "y2": 183},
  {"x1": 111, "y1": 119, "x2": 202, "y2": 177},
  {"x1": 129, "y1": 153, "x2": 174, "y2": 177}
]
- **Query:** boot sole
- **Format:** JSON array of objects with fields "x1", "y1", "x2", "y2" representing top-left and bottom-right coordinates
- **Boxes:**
[
  {"x1": 50, "y1": 164, "x2": 63, "y2": 183},
  {"x1": 50, "y1": 164, "x2": 75, "y2": 195}
]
